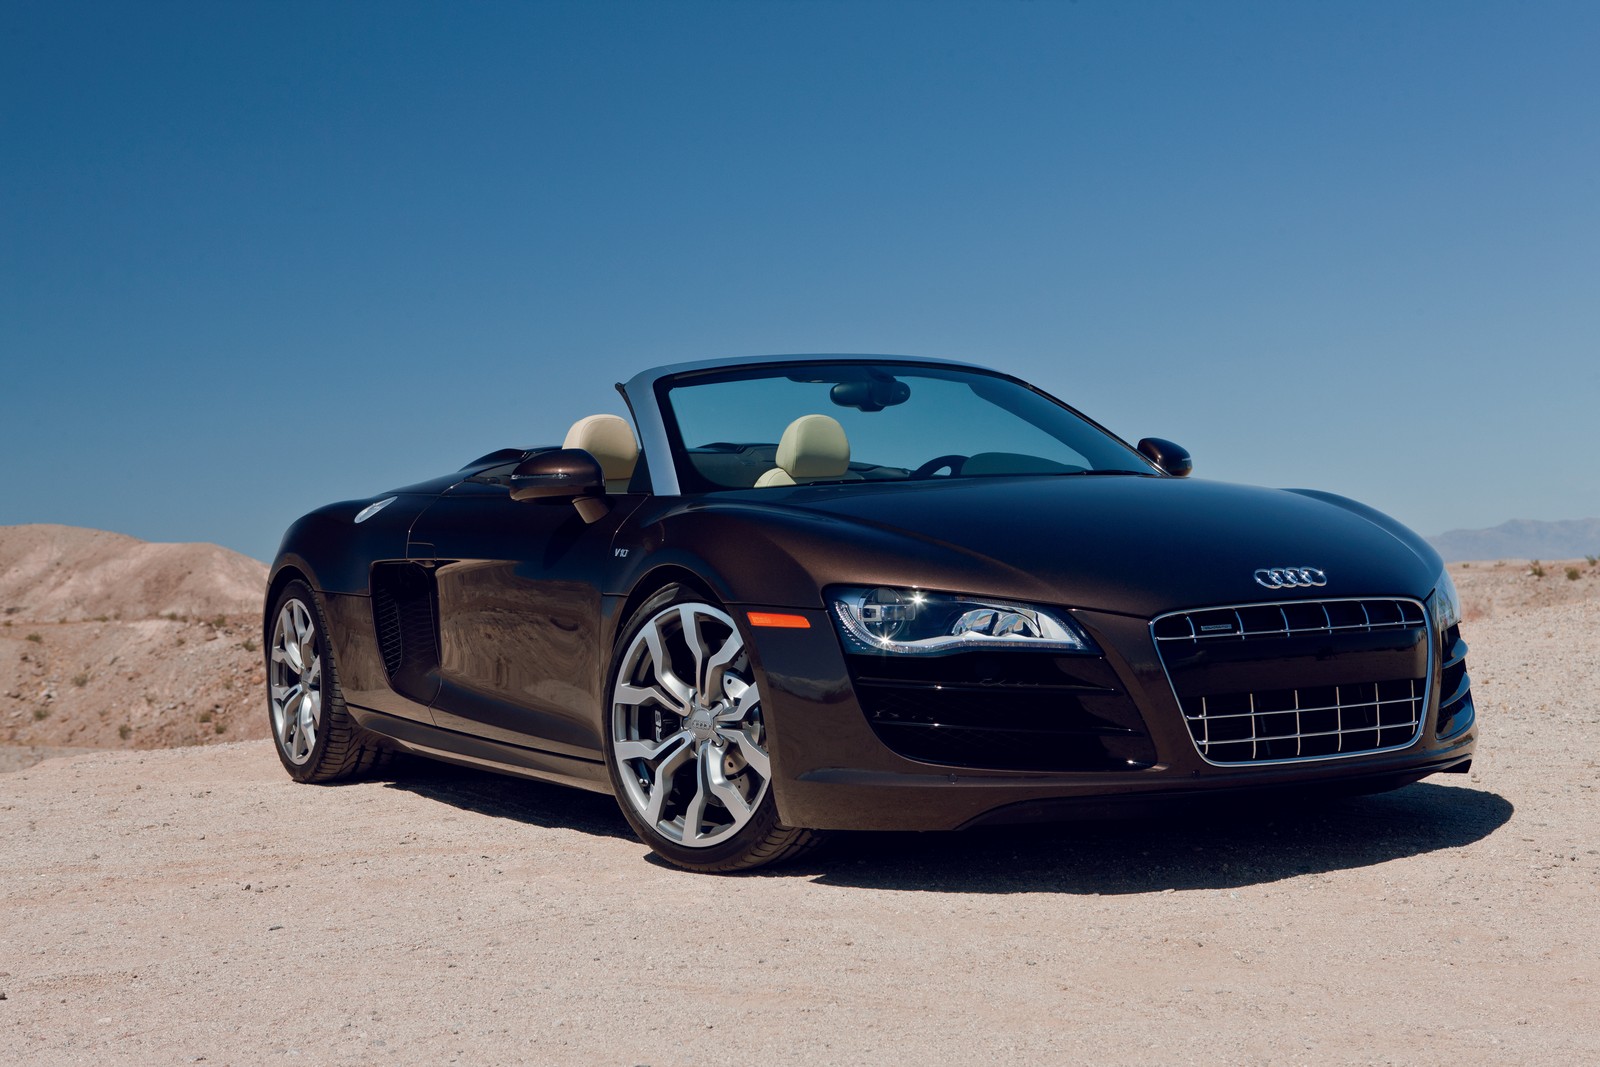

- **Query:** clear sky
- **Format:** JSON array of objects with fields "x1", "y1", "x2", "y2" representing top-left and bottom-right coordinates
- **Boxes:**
[{"x1": 4, "y1": 1, "x2": 1597, "y2": 562}]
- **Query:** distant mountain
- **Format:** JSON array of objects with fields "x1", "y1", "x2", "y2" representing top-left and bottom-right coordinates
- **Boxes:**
[{"x1": 1427, "y1": 518, "x2": 1600, "y2": 562}]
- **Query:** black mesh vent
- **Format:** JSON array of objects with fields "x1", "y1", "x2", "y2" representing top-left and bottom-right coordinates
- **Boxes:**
[
  {"x1": 373, "y1": 585, "x2": 405, "y2": 674},
  {"x1": 369, "y1": 563, "x2": 438, "y2": 678}
]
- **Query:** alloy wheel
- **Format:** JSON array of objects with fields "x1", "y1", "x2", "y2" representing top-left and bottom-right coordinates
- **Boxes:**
[
  {"x1": 269, "y1": 597, "x2": 323, "y2": 765},
  {"x1": 611, "y1": 602, "x2": 771, "y2": 848}
]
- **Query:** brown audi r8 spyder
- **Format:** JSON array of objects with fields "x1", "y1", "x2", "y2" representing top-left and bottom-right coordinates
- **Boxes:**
[{"x1": 264, "y1": 355, "x2": 1476, "y2": 871}]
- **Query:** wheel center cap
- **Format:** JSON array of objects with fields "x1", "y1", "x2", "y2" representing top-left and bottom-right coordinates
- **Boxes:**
[{"x1": 685, "y1": 706, "x2": 717, "y2": 743}]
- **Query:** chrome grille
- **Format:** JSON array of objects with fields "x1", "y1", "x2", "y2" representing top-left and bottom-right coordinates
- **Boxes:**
[{"x1": 1151, "y1": 598, "x2": 1430, "y2": 766}]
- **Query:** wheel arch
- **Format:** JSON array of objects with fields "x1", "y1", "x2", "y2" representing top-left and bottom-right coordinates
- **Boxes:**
[
  {"x1": 612, "y1": 564, "x2": 720, "y2": 648},
  {"x1": 263, "y1": 564, "x2": 314, "y2": 645}
]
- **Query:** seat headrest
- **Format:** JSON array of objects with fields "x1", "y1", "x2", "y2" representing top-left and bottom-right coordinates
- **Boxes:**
[
  {"x1": 775, "y1": 414, "x2": 850, "y2": 480},
  {"x1": 563, "y1": 414, "x2": 639, "y2": 485}
]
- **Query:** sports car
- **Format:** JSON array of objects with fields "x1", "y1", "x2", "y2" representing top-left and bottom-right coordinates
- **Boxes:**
[{"x1": 264, "y1": 354, "x2": 1477, "y2": 871}]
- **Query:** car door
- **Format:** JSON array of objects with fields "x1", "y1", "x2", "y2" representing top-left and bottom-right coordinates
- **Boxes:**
[{"x1": 407, "y1": 472, "x2": 643, "y2": 759}]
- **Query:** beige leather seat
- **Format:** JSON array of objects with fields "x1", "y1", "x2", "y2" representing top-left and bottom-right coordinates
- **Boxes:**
[
  {"x1": 755, "y1": 414, "x2": 850, "y2": 487},
  {"x1": 564, "y1": 414, "x2": 639, "y2": 492}
]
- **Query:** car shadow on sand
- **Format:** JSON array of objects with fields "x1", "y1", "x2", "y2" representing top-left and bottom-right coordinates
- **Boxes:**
[
  {"x1": 379, "y1": 759, "x2": 637, "y2": 842},
  {"x1": 375, "y1": 761, "x2": 1512, "y2": 893},
  {"x1": 793, "y1": 782, "x2": 1514, "y2": 894}
]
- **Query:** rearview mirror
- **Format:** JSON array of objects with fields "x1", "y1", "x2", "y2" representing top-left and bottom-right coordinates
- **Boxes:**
[
  {"x1": 1137, "y1": 438, "x2": 1192, "y2": 478},
  {"x1": 830, "y1": 377, "x2": 911, "y2": 412},
  {"x1": 510, "y1": 449, "x2": 610, "y2": 522}
]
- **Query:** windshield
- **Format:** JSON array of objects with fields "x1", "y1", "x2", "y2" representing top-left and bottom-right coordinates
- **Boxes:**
[{"x1": 659, "y1": 362, "x2": 1157, "y2": 492}]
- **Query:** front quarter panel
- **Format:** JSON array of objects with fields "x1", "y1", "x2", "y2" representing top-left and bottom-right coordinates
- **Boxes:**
[{"x1": 269, "y1": 493, "x2": 436, "y2": 595}]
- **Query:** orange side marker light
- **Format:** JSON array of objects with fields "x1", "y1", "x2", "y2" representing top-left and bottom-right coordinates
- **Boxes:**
[{"x1": 747, "y1": 611, "x2": 811, "y2": 629}]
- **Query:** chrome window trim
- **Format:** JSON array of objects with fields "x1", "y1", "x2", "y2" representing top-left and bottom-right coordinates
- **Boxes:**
[{"x1": 1148, "y1": 596, "x2": 1433, "y2": 768}]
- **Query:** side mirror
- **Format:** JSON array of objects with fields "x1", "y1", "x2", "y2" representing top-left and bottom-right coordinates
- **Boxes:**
[
  {"x1": 510, "y1": 449, "x2": 610, "y2": 522},
  {"x1": 1137, "y1": 437, "x2": 1193, "y2": 478}
]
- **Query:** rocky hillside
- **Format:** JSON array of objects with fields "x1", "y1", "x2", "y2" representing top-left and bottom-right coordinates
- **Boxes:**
[{"x1": 1, "y1": 525, "x2": 269, "y2": 751}]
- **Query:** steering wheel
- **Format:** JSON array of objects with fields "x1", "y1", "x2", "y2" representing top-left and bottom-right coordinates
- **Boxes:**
[{"x1": 909, "y1": 454, "x2": 968, "y2": 479}]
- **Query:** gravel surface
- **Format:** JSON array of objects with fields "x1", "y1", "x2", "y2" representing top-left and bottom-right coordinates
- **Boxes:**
[{"x1": 1, "y1": 566, "x2": 1596, "y2": 1065}]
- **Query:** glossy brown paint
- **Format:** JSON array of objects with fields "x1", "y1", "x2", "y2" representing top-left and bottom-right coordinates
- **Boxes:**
[
  {"x1": 320, "y1": 590, "x2": 435, "y2": 726},
  {"x1": 406, "y1": 479, "x2": 644, "y2": 759}
]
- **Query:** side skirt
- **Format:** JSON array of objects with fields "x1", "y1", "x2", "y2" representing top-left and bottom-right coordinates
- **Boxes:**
[{"x1": 348, "y1": 705, "x2": 613, "y2": 795}]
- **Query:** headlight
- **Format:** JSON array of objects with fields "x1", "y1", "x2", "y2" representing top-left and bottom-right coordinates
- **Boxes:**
[
  {"x1": 829, "y1": 586, "x2": 1098, "y2": 655},
  {"x1": 1433, "y1": 566, "x2": 1462, "y2": 630}
]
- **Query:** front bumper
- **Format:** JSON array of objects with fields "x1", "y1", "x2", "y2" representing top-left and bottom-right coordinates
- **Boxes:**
[{"x1": 743, "y1": 605, "x2": 1478, "y2": 832}]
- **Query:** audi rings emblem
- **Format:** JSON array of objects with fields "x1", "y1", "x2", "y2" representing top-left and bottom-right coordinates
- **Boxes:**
[{"x1": 1254, "y1": 566, "x2": 1328, "y2": 590}]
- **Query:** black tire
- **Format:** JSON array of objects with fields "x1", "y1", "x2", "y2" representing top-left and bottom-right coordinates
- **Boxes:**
[
  {"x1": 265, "y1": 579, "x2": 392, "y2": 783},
  {"x1": 603, "y1": 583, "x2": 822, "y2": 872}
]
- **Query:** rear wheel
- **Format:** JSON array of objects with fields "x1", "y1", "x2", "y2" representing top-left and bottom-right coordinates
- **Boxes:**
[
  {"x1": 266, "y1": 580, "x2": 390, "y2": 782},
  {"x1": 604, "y1": 584, "x2": 820, "y2": 871}
]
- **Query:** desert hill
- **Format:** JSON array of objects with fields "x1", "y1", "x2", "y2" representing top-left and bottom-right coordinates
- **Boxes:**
[
  {"x1": 1, "y1": 524, "x2": 269, "y2": 753},
  {"x1": 0, "y1": 523, "x2": 265, "y2": 621}
]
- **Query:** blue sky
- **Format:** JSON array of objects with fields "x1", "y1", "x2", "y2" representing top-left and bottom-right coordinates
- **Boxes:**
[{"x1": 4, "y1": 1, "x2": 1597, "y2": 562}]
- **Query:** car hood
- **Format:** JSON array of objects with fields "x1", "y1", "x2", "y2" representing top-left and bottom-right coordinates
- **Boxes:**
[{"x1": 754, "y1": 475, "x2": 1439, "y2": 617}]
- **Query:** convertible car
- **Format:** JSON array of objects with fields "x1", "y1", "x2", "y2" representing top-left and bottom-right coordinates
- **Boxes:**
[{"x1": 264, "y1": 355, "x2": 1477, "y2": 871}]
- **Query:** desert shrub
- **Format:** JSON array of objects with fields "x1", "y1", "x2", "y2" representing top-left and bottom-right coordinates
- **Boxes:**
[
  {"x1": 214, "y1": 721, "x2": 227, "y2": 734},
  {"x1": 118, "y1": 724, "x2": 132, "y2": 740},
  {"x1": 33, "y1": 707, "x2": 50, "y2": 721},
  {"x1": 26, "y1": 632, "x2": 42, "y2": 643},
  {"x1": 176, "y1": 636, "x2": 186, "y2": 647},
  {"x1": 209, "y1": 615, "x2": 227, "y2": 630},
  {"x1": 71, "y1": 672, "x2": 89, "y2": 687},
  {"x1": 1566, "y1": 567, "x2": 1581, "y2": 581},
  {"x1": 1530, "y1": 561, "x2": 1546, "y2": 578},
  {"x1": 1587, "y1": 554, "x2": 1598, "y2": 566},
  {"x1": 241, "y1": 638, "x2": 258, "y2": 653},
  {"x1": 93, "y1": 615, "x2": 109, "y2": 623},
  {"x1": 198, "y1": 710, "x2": 213, "y2": 723}
]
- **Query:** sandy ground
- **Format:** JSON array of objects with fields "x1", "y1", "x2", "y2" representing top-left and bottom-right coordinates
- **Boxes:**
[{"x1": 1, "y1": 563, "x2": 1596, "y2": 1065}]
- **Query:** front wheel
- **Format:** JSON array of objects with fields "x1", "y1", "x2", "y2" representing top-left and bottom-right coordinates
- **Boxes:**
[
  {"x1": 266, "y1": 580, "x2": 391, "y2": 782},
  {"x1": 604, "y1": 585, "x2": 820, "y2": 872}
]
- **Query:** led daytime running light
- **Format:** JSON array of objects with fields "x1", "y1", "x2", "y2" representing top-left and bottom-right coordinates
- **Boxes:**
[{"x1": 830, "y1": 586, "x2": 1095, "y2": 655}]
